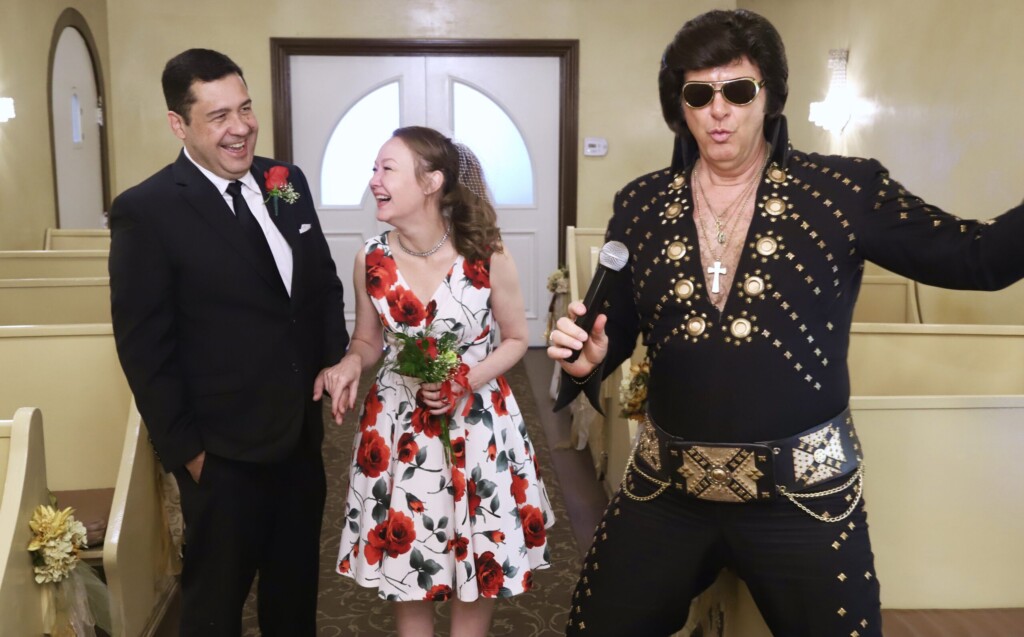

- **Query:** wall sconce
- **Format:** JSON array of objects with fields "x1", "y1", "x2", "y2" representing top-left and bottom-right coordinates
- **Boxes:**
[
  {"x1": 0, "y1": 97, "x2": 14, "y2": 123},
  {"x1": 809, "y1": 49, "x2": 874, "y2": 135}
]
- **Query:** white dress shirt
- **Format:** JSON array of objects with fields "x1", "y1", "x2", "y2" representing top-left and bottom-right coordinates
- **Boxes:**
[{"x1": 184, "y1": 148, "x2": 294, "y2": 295}]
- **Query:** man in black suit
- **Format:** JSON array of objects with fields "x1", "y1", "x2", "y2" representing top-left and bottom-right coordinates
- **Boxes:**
[{"x1": 109, "y1": 49, "x2": 348, "y2": 636}]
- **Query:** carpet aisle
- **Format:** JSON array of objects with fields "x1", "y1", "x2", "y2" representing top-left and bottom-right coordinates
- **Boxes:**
[{"x1": 241, "y1": 355, "x2": 583, "y2": 636}]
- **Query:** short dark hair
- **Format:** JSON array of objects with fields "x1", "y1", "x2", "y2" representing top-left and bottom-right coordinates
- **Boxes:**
[
  {"x1": 161, "y1": 48, "x2": 245, "y2": 124},
  {"x1": 659, "y1": 9, "x2": 788, "y2": 137}
]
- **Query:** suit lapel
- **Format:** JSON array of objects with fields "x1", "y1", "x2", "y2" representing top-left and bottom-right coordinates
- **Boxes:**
[{"x1": 173, "y1": 152, "x2": 288, "y2": 296}]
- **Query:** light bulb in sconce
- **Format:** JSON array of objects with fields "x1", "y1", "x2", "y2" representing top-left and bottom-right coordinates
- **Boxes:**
[
  {"x1": 809, "y1": 49, "x2": 875, "y2": 135},
  {"x1": 0, "y1": 97, "x2": 14, "y2": 123}
]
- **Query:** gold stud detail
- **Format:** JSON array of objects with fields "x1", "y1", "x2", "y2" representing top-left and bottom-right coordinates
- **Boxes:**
[
  {"x1": 756, "y1": 237, "x2": 778, "y2": 256},
  {"x1": 685, "y1": 316, "x2": 706, "y2": 337},
  {"x1": 743, "y1": 276, "x2": 765, "y2": 297},
  {"x1": 665, "y1": 202, "x2": 683, "y2": 219},
  {"x1": 666, "y1": 241, "x2": 686, "y2": 260},
  {"x1": 730, "y1": 318, "x2": 752, "y2": 339},
  {"x1": 768, "y1": 166, "x2": 787, "y2": 183},
  {"x1": 838, "y1": 573, "x2": 847, "y2": 582},
  {"x1": 765, "y1": 197, "x2": 786, "y2": 216},
  {"x1": 675, "y1": 279, "x2": 695, "y2": 300},
  {"x1": 838, "y1": 608, "x2": 847, "y2": 617},
  {"x1": 670, "y1": 174, "x2": 685, "y2": 190}
]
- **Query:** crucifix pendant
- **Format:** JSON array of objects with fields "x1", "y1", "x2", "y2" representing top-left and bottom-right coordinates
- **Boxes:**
[{"x1": 708, "y1": 261, "x2": 727, "y2": 294}]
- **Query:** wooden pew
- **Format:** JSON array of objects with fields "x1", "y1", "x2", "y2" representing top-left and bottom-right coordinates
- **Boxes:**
[
  {"x1": 0, "y1": 407, "x2": 48, "y2": 636},
  {"x1": 0, "y1": 325, "x2": 178, "y2": 636},
  {"x1": 0, "y1": 250, "x2": 108, "y2": 279},
  {"x1": 43, "y1": 228, "x2": 111, "y2": 251},
  {"x1": 0, "y1": 278, "x2": 111, "y2": 325}
]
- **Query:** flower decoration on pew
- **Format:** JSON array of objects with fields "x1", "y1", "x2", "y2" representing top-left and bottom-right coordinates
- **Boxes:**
[
  {"x1": 390, "y1": 328, "x2": 470, "y2": 465},
  {"x1": 619, "y1": 358, "x2": 651, "y2": 422},
  {"x1": 264, "y1": 165, "x2": 300, "y2": 216},
  {"x1": 28, "y1": 504, "x2": 87, "y2": 584},
  {"x1": 546, "y1": 266, "x2": 570, "y2": 294},
  {"x1": 28, "y1": 503, "x2": 111, "y2": 636}
]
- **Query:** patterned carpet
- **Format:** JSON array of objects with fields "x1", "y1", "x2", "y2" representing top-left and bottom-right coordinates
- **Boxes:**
[{"x1": 242, "y1": 361, "x2": 580, "y2": 636}]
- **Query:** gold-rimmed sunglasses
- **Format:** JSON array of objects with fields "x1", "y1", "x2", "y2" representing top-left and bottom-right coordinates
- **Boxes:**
[{"x1": 682, "y1": 77, "x2": 765, "y2": 108}]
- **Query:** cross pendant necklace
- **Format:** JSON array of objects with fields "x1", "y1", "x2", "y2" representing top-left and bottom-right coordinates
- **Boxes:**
[{"x1": 707, "y1": 260, "x2": 727, "y2": 294}]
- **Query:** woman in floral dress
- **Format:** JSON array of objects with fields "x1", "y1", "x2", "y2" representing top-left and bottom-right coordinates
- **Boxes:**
[{"x1": 318, "y1": 127, "x2": 554, "y2": 637}]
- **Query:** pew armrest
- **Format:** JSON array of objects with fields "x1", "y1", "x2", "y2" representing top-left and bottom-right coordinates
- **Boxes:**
[
  {"x1": 0, "y1": 408, "x2": 50, "y2": 635},
  {"x1": 103, "y1": 399, "x2": 179, "y2": 637}
]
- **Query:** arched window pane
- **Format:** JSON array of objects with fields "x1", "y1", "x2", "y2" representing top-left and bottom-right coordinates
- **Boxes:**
[
  {"x1": 452, "y1": 82, "x2": 533, "y2": 206},
  {"x1": 321, "y1": 82, "x2": 399, "y2": 206}
]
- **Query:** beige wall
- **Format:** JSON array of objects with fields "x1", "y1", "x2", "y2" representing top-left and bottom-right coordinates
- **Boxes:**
[
  {"x1": 102, "y1": 0, "x2": 728, "y2": 235},
  {"x1": 746, "y1": 0, "x2": 1024, "y2": 218},
  {"x1": 2, "y1": 1, "x2": 1022, "y2": 251},
  {"x1": 0, "y1": 1, "x2": 110, "y2": 250}
]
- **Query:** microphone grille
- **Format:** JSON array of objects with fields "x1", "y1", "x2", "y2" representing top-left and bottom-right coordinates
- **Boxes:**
[{"x1": 598, "y1": 240, "x2": 629, "y2": 271}]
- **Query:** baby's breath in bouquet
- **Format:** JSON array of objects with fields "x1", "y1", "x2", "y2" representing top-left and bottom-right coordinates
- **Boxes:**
[
  {"x1": 391, "y1": 329, "x2": 470, "y2": 465},
  {"x1": 619, "y1": 359, "x2": 651, "y2": 421}
]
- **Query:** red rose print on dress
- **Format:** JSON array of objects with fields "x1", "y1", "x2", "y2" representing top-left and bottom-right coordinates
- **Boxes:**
[
  {"x1": 452, "y1": 467, "x2": 466, "y2": 502},
  {"x1": 451, "y1": 436, "x2": 466, "y2": 469},
  {"x1": 360, "y1": 383, "x2": 383, "y2": 431},
  {"x1": 522, "y1": 570, "x2": 534, "y2": 591},
  {"x1": 356, "y1": 430, "x2": 390, "y2": 478},
  {"x1": 475, "y1": 551, "x2": 504, "y2": 597},
  {"x1": 397, "y1": 432, "x2": 419, "y2": 464},
  {"x1": 364, "y1": 521, "x2": 389, "y2": 565},
  {"x1": 511, "y1": 472, "x2": 529, "y2": 505},
  {"x1": 462, "y1": 258, "x2": 490, "y2": 289},
  {"x1": 384, "y1": 510, "x2": 416, "y2": 557},
  {"x1": 366, "y1": 248, "x2": 399, "y2": 299},
  {"x1": 519, "y1": 504, "x2": 547, "y2": 549},
  {"x1": 424, "y1": 584, "x2": 452, "y2": 601},
  {"x1": 387, "y1": 285, "x2": 426, "y2": 326},
  {"x1": 448, "y1": 534, "x2": 469, "y2": 561}
]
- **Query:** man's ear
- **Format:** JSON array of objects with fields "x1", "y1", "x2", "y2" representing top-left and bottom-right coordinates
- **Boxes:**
[
  {"x1": 423, "y1": 170, "x2": 444, "y2": 196},
  {"x1": 167, "y1": 111, "x2": 187, "y2": 141}
]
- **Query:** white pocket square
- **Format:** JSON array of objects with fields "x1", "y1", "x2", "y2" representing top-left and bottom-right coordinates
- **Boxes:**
[{"x1": 299, "y1": 223, "x2": 312, "y2": 234}]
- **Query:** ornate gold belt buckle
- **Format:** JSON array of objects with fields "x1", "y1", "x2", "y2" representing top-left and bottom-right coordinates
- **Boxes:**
[{"x1": 667, "y1": 442, "x2": 776, "y2": 502}]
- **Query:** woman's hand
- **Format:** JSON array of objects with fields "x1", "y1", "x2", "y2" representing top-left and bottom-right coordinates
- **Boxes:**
[
  {"x1": 419, "y1": 380, "x2": 469, "y2": 416},
  {"x1": 546, "y1": 300, "x2": 609, "y2": 377},
  {"x1": 314, "y1": 353, "x2": 363, "y2": 424}
]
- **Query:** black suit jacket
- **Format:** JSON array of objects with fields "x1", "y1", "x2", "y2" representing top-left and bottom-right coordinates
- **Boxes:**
[{"x1": 109, "y1": 151, "x2": 349, "y2": 472}]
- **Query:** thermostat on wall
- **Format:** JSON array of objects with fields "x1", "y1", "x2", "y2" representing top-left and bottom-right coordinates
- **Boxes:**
[{"x1": 583, "y1": 137, "x2": 608, "y2": 157}]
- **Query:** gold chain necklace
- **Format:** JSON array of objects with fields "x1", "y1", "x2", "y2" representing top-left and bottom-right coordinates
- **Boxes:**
[{"x1": 692, "y1": 153, "x2": 768, "y2": 295}]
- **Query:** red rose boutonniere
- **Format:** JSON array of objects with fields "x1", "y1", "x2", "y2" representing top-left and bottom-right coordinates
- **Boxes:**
[{"x1": 264, "y1": 165, "x2": 300, "y2": 216}]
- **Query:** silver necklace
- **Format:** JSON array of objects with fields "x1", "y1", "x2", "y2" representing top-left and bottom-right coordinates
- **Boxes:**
[{"x1": 396, "y1": 222, "x2": 451, "y2": 258}]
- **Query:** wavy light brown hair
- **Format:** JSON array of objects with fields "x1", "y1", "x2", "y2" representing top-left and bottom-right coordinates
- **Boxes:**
[{"x1": 391, "y1": 126, "x2": 502, "y2": 262}]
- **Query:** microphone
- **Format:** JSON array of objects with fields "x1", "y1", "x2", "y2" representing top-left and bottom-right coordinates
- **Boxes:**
[{"x1": 566, "y1": 240, "x2": 629, "y2": 363}]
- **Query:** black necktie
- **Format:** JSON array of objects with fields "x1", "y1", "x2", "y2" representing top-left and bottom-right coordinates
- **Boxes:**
[{"x1": 227, "y1": 180, "x2": 279, "y2": 280}]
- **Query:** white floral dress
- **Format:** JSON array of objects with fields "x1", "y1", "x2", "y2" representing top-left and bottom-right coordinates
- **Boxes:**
[{"x1": 336, "y1": 232, "x2": 555, "y2": 602}]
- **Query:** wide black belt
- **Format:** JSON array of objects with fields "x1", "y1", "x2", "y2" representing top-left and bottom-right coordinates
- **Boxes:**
[{"x1": 628, "y1": 407, "x2": 862, "y2": 504}]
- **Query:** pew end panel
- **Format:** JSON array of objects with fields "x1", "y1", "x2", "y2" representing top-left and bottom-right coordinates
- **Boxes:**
[
  {"x1": 103, "y1": 399, "x2": 180, "y2": 637},
  {"x1": 0, "y1": 407, "x2": 49, "y2": 636}
]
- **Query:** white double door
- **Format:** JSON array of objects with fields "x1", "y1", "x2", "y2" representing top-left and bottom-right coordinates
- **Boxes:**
[{"x1": 289, "y1": 55, "x2": 560, "y2": 346}]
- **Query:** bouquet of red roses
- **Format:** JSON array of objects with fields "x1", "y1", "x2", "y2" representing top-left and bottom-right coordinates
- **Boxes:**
[{"x1": 390, "y1": 329, "x2": 470, "y2": 465}]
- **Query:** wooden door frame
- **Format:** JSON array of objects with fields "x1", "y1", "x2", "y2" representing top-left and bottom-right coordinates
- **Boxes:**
[
  {"x1": 48, "y1": 8, "x2": 111, "y2": 225},
  {"x1": 269, "y1": 38, "x2": 578, "y2": 262}
]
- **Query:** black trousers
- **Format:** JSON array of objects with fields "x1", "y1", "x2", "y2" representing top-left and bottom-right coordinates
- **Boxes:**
[
  {"x1": 173, "y1": 442, "x2": 326, "y2": 637},
  {"x1": 565, "y1": 462, "x2": 882, "y2": 637}
]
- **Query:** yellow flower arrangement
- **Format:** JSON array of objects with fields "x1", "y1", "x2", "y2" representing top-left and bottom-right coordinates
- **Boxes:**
[
  {"x1": 28, "y1": 505, "x2": 88, "y2": 584},
  {"x1": 618, "y1": 359, "x2": 651, "y2": 421}
]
